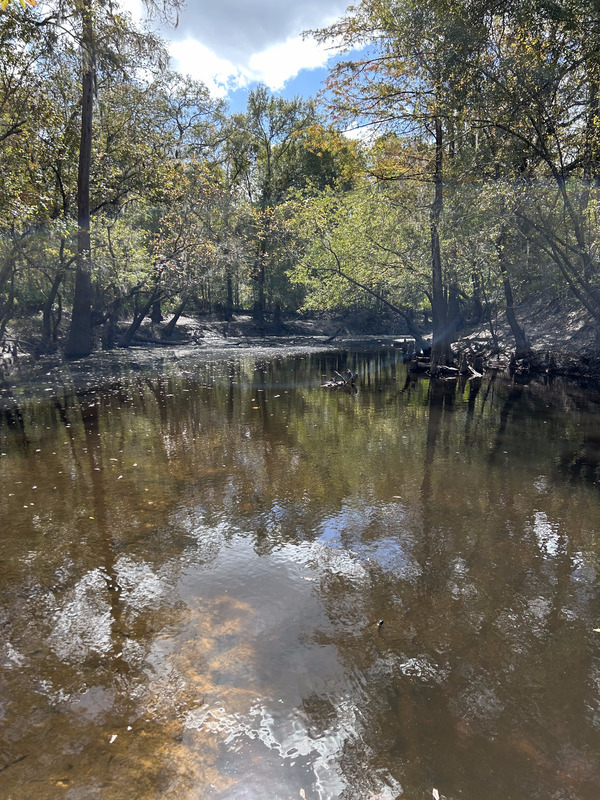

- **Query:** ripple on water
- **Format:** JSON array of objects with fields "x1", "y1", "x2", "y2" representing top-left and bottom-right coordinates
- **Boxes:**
[{"x1": 48, "y1": 569, "x2": 112, "y2": 662}]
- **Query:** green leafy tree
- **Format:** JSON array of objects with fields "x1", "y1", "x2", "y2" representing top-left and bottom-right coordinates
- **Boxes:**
[
  {"x1": 289, "y1": 180, "x2": 430, "y2": 344},
  {"x1": 62, "y1": 0, "x2": 185, "y2": 358},
  {"x1": 225, "y1": 86, "x2": 321, "y2": 322},
  {"x1": 313, "y1": 0, "x2": 487, "y2": 370}
]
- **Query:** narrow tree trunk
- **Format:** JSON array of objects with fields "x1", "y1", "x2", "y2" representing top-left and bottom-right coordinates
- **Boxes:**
[
  {"x1": 471, "y1": 269, "x2": 484, "y2": 324},
  {"x1": 478, "y1": 274, "x2": 500, "y2": 352},
  {"x1": 225, "y1": 275, "x2": 233, "y2": 320},
  {"x1": 53, "y1": 293, "x2": 62, "y2": 343},
  {"x1": 496, "y1": 224, "x2": 529, "y2": 357},
  {"x1": 253, "y1": 240, "x2": 266, "y2": 323},
  {"x1": 0, "y1": 256, "x2": 14, "y2": 297},
  {"x1": 118, "y1": 293, "x2": 160, "y2": 347},
  {"x1": 102, "y1": 298, "x2": 121, "y2": 350},
  {"x1": 41, "y1": 271, "x2": 64, "y2": 352},
  {"x1": 446, "y1": 281, "x2": 461, "y2": 342},
  {"x1": 584, "y1": 67, "x2": 600, "y2": 188},
  {"x1": 164, "y1": 297, "x2": 188, "y2": 336},
  {"x1": 430, "y1": 114, "x2": 450, "y2": 375},
  {"x1": 273, "y1": 302, "x2": 283, "y2": 329},
  {"x1": 0, "y1": 265, "x2": 16, "y2": 342},
  {"x1": 150, "y1": 299, "x2": 162, "y2": 324},
  {"x1": 65, "y1": 0, "x2": 94, "y2": 359}
]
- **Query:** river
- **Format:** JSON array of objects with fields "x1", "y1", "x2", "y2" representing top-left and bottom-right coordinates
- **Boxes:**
[{"x1": 1, "y1": 345, "x2": 600, "y2": 799}]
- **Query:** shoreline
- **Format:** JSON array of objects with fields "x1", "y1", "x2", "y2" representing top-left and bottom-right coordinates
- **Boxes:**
[{"x1": 3, "y1": 293, "x2": 600, "y2": 386}]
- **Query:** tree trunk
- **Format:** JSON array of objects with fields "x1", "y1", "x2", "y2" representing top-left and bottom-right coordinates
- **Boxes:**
[
  {"x1": 273, "y1": 302, "x2": 284, "y2": 329},
  {"x1": 584, "y1": 66, "x2": 600, "y2": 188},
  {"x1": 65, "y1": 0, "x2": 94, "y2": 359},
  {"x1": 53, "y1": 293, "x2": 63, "y2": 344},
  {"x1": 225, "y1": 275, "x2": 233, "y2": 320},
  {"x1": 253, "y1": 240, "x2": 266, "y2": 323},
  {"x1": 164, "y1": 297, "x2": 188, "y2": 336},
  {"x1": 0, "y1": 265, "x2": 16, "y2": 342},
  {"x1": 118, "y1": 293, "x2": 160, "y2": 348},
  {"x1": 150, "y1": 299, "x2": 163, "y2": 324},
  {"x1": 430, "y1": 114, "x2": 450, "y2": 375},
  {"x1": 41, "y1": 271, "x2": 64, "y2": 352},
  {"x1": 446, "y1": 281, "x2": 461, "y2": 342},
  {"x1": 471, "y1": 269, "x2": 484, "y2": 324},
  {"x1": 0, "y1": 256, "x2": 14, "y2": 298},
  {"x1": 102, "y1": 298, "x2": 121, "y2": 350},
  {"x1": 496, "y1": 224, "x2": 529, "y2": 357}
]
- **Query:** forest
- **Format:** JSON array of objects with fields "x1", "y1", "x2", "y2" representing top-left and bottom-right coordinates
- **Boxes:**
[{"x1": 2, "y1": 0, "x2": 600, "y2": 374}]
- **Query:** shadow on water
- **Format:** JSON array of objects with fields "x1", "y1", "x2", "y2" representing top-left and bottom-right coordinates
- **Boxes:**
[{"x1": 1, "y1": 348, "x2": 600, "y2": 799}]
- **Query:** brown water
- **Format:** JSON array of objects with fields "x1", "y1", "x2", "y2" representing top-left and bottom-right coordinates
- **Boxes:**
[{"x1": 1, "y1": 346, "x2": 600, "y2": 800}]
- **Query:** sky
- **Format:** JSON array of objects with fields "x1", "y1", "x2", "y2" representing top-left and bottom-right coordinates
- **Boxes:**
[{"x1": 121, "y1": 0, "x2": 351, "y2": 113}]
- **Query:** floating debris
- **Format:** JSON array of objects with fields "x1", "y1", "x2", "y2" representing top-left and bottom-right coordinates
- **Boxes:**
[{"x1": 321, "y1": 369, "x2": 358, "y2": 390}]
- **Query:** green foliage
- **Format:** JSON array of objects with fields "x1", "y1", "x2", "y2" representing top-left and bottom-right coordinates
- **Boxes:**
[
  {"x1": 5, "y1": 0, "x2": 600, "y2": 351},
  {"x1": 289, "y1": 181, "x2": 429, "y2": 315}
]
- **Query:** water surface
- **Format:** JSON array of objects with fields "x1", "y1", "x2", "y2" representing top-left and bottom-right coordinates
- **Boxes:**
[{"x1": 1, "y1": 347, "x2": 600, "y2": 799}]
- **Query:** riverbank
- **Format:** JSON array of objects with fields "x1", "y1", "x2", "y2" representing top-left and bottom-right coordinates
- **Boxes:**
[
  {"x1": 457, "y1": 292, "x2": 600, "y2": 380},
  {"x1": 3, "y1": 293, "x2": 600, "y2": 381},
  {"x1": 154, "y1": 296, "x2": 600, "y2": 381}
]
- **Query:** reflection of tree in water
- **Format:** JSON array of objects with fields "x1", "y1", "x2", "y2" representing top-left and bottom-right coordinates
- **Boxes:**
[
  {"x1": 0, "y1": 385, "x2": 199, "y2": 797},
  {"x1": 297, "y1": 376, "x2": 600, "y2": 800},
  {"x1": 2, "y1": 353, "x2": 600, "y2": 798}
]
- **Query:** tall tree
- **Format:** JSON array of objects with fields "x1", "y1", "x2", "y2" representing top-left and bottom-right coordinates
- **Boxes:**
[
  {"x1": 50, "y1": 0, "x2": 183, "y2": 358},
  {"x1": 225, "y1": 85, "x2": 317, "y2": 322},
  {"x1": 313, "y1": 0, "x2": 486, "y2": 371},
  {"x1": 469, "y1": 1, "x2": 600, "y2": 325}
]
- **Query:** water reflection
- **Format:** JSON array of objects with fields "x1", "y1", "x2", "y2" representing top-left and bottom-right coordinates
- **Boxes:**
[{"x1": 1, "y1": 349, "x2": 600, "y2": 799}]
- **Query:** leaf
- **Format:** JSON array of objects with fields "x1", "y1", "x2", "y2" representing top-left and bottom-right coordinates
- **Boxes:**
[{"x1": 1, "y1": 0, "x2": 37, "y2": 8}]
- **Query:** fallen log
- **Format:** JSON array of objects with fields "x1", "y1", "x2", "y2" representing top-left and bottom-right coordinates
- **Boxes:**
[{"x1": 322, "y1": 369, "x2": 358, "y2": 389}]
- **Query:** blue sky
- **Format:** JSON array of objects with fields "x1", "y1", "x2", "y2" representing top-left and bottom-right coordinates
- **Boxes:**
[
  {"x1": 226, "y1": 63, "x2": 334, "y2": 114},
  {"x1": 120, "y1": 0, "x2": 349, "y2": 114}
]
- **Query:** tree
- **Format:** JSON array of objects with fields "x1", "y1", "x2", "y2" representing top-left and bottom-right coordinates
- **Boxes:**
[
  {"x1": 64, "y1": 0, "x2": 185, "y2": 357},
  {"x1": 225, "y1": 86, "x2": 319, "y2": 322},
  {"x1": 288, "y1": 180, "x2": 430, "y2": 344},
  {"x1": 0, "y1": 4, "x2": 67, "y2": 343},
  {"x1": 10, "y1": 0, "x2": 183, "y2": 358},
  {"x1": 469, "y1": 1, "x2": 600, "y2": 327},
  {"x1": 313, "y1": 0, "x2": 488, "y2": 370}
]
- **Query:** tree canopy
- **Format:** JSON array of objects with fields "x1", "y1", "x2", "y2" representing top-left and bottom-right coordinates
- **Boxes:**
[{"x1": 1, "y1": 0, "x2": 600, "y2": 359}]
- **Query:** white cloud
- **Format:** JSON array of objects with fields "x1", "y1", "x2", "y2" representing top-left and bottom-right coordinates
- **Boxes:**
[
  {"x1": 169, "y1": 32, "x2": 333, "y2": 96},
  {"x1": 117, "y1": 0, "x2": 345, "y2": 100},
  {"x1": 342, "y1": 124, "x2": 377, "y2": 143},
  {"x1": 248, "y1": 35, "x2": 331, "y2": 91},
  {"x1": 167, "y1": 39, "x2": 247, "y2": 98},
  {"x1": 117, "y1": 0, "x2": 143, "y2": 24},
  {"x1": 173, "y1": 1, "x2": 347, "y2": 62}
]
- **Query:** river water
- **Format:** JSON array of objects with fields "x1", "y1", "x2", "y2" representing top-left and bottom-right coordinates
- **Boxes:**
[{"x1": 1, "y1": 345, "x2": 600, "y2": 800}]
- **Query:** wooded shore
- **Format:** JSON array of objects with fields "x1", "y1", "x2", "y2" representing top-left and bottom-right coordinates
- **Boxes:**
[{"x1": 3, "y1": 291, "x2": 600, "y2": 384}]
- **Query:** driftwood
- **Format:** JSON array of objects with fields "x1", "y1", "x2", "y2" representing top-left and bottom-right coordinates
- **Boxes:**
[
  {"x1": 409, "y1": 356, "x2": 483, "y2": 380},
  {"x1": 322, "y1": 369, "x2": 358, "y2": 389}
]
